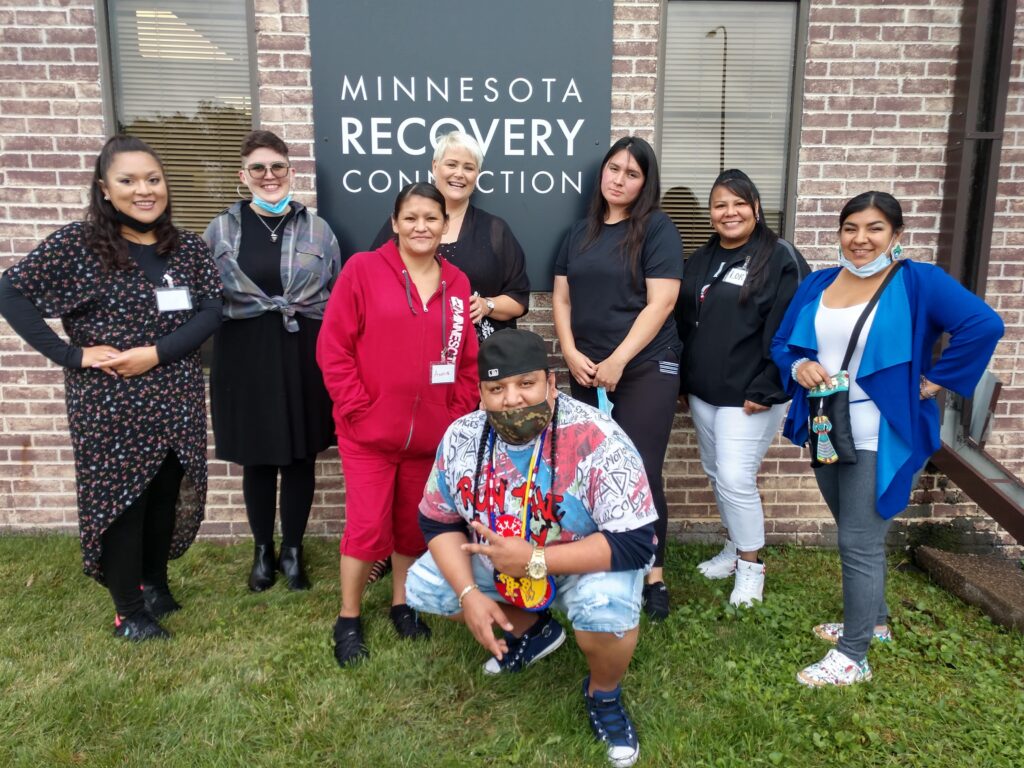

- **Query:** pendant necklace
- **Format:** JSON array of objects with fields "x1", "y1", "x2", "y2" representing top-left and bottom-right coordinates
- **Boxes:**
[{"x1": 254, "y1": 211, "x2": 287, "y2": 242}]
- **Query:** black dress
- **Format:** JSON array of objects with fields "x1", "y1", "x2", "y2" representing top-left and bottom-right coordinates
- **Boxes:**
[{"x1": 209, "y1": 206, "x2": 335, "y2": 466}]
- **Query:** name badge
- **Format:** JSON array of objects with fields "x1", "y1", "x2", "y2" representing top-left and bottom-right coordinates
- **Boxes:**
[
  {"x1": 723, "y1": 267, "x2": 747, "y2": 286},
  {"x1": 431, "y1": 362, "x2": 455, "y2": 384},
  {"x1": 155, "y1": 286, "x2": 192, "y2": 312}
]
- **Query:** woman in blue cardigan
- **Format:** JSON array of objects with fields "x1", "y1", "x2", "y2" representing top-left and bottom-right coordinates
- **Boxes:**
[{"x1": 771, "y1": 191, "x2": 1003, "y2": 687}]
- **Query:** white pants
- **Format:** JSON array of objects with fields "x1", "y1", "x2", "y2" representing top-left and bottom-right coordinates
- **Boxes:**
[{"x1": 689, "y1": 395, "x2": 787, "y2": 552}]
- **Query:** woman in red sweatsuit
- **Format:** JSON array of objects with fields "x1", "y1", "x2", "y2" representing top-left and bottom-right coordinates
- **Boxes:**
[{"x1": 317, "y1": 182, "x2": 479, "y2": 667}]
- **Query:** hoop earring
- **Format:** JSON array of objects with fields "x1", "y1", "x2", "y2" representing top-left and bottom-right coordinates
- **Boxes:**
[{"x1": 236, "y1": 184, "x2": 252, "y2": 200}]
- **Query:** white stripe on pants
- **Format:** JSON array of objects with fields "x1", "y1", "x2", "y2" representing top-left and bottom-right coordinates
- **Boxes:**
[{"x1": 688, "y1": 395, "x2": 787, "y2": 552}]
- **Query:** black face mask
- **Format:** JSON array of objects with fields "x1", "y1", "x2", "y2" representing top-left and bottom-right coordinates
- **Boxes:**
[{"x1": 114, "y1": 209, "x2": 169, "y2": 234}]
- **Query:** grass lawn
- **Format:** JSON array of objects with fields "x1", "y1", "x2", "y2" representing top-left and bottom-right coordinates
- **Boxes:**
[{"x1": 1, "y1": 535, "x2": 1022, "y2": 768}]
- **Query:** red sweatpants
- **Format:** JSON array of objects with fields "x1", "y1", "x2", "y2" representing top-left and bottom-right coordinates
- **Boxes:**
[{"x1": 337, "y1": 436, "x2": 433, "y2": 561}]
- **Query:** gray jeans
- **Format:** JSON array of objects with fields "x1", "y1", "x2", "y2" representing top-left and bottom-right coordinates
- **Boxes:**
[{"x1": 813, "y1": 450, "x2": 893, "y2": 662}]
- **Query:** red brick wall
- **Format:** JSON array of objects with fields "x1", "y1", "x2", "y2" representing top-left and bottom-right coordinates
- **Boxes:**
[{"x1": 1, "y1": 0, "x2": 1020, "y2": 553}]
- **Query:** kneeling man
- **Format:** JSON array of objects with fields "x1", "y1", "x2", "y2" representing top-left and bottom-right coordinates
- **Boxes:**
[{"x1": 406, "y1": 329, "x2": 656, "y2": 768}]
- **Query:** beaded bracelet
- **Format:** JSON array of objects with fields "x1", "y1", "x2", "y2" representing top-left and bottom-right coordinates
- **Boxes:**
[{"x1": 791, "y1": 357, "x2": 810, "y2": 383}]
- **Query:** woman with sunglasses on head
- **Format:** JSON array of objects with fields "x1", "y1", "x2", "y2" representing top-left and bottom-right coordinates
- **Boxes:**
[
  {"x1": 0, "y1": 135, "x2": 222, "y2": 640},
  {"x1": 553, "y1": 136, "x2": 683, "y2": 621},
  {"x1": 675, "y1": 169, "x2": 809, "y2": 607},
  {"x1": 203, "y1": 130, "x2": 342, "y2": 593},
  {"x1": 772, "y1": 191, "x2": 1002, "y2": 687}
]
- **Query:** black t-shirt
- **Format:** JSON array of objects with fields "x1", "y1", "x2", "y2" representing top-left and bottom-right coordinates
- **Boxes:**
[
  {"x1": 239, "y1": 204, "x2": 293, "y2": 296},
  {"x1": 554, "y1": 210, "x2": 683, "y2": 368}
]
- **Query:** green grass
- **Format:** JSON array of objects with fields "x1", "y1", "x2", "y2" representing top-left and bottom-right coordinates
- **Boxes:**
[{"x1": 1, "y1": 536, "x2": 1022, "y2": 768}]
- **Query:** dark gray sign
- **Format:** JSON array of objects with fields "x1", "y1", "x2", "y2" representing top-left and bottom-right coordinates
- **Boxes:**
[{"x1": 309, "y1": 0, "x2": 613, "y2": 289}]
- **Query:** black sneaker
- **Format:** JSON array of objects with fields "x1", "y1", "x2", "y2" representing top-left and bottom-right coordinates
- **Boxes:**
[
  {"x1": 389, "y1": 603, "x2": 431, "y2": 640},
  {"x1": 482, "y1": 610, "x2": 566, "y2": 674},
  {"x1": 141, "y1": 583, "x2": 181, "y2": 619},
  {"x1": 332, "y1": 616, "x2": 369, "y2": 668},
  {"x1": 583, "y1": 677, "x2": 640, "y2": 768},
  {"x1": 112, "y1": 610, "x2": 170, "y2": 642},
  {"x1": 642, "y1": 581, "x2": 670, "y2": 622}
]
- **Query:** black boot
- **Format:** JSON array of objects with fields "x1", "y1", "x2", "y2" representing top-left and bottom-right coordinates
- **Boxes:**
[
  {"x1": 278, "y1": 545, "x2": 311, "y2": 591},
  {"x1": 248, "y1": 544, "x2": 276, "y2": 592}
]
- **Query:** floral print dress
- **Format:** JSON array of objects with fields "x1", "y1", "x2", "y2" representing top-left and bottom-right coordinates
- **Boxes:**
[{"x1": 5, "y1": 222, "x2": 222, "y2": 582}]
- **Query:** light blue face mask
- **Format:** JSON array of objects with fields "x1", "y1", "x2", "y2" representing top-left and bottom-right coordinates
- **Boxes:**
[
  {"x1": 252, "y1": 194, "x2": 293, "y2": 215},
  {"x1": 838, "y1": 239, "x2": 903, "y2": 278}
]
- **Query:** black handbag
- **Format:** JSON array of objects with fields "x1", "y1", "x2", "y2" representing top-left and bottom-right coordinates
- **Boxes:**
[{"x1": 807, "y1": 262, "x2": 903, "y2": 468}]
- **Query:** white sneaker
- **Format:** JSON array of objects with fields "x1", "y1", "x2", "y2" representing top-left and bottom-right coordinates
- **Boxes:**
[
  {"x1": 697, "y1": 540, "x2": 737, "y2": 579},
  {"x1": 729, "y1": 559, "x2": 765, "y2": 607},
  {"x1": 797, "y1": 649, "x2": 872, "y2": 687}
]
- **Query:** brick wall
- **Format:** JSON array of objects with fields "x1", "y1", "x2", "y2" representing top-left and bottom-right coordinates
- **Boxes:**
[{"x1": 0, "y1": 0, "x2": 1020, "y2": 554}]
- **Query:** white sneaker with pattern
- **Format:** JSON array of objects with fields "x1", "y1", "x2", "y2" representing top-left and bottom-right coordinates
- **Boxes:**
[
  {"x1": 813, "y1": 622, "x2": 893, "y2": 645},
  {"x1": 697, "y1": 540, "x2": 737, "y2": 579},
  {"x1": 797, "y1": 649, "x2": 872, "y2": 687}
]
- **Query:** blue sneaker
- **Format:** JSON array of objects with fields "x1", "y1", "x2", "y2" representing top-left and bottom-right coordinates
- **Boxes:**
[
  {"x1": 583, "y1": 677, "x2": 640, "y2": 767},
  {"x1": 482, "y1": 610, "x2": 565, "y2": 674}
]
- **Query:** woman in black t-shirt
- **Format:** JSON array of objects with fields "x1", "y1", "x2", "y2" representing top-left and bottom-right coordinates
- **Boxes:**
[{"x1": 553, "y1": 136, "x2": 683, "y2": 621}]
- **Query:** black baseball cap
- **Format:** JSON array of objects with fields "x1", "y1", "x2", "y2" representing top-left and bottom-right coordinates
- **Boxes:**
[{"x1": 478, "y1": 329, "x2": 549, "y2": 381}]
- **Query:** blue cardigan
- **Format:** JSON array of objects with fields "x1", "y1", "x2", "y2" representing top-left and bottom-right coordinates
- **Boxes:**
[{"x1": 771, "y1": 261, "x2": 1004, "y2": 519}]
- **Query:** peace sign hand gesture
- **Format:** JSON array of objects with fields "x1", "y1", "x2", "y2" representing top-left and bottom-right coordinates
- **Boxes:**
[{"x1": 462, "y1": 521, "x2": 533, "y2": 578}]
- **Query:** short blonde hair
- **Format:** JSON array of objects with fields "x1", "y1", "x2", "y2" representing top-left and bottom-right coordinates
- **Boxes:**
[{"x1": 432, "y1": 130, "x2": 484, "y2": 170}]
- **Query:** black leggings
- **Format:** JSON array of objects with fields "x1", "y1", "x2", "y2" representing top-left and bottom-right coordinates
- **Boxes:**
[
  {"x1": 100, "y1": 451, "x2": 184, "y2": 616},
  {"x1": 242, "y1": 459, "x2": 316, "y2": 548},
  {"x1": 571, "y1": 355, "x2": 679, "y2": 567}
]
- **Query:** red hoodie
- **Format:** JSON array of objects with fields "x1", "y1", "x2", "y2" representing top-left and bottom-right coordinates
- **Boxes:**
[{"x1": 317, "y1": 240, "x2": 479, "y2": 456}]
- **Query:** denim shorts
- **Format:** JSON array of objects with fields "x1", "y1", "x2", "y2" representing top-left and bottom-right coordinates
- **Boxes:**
[{"x1": 405, "y1": 551, "x2": 644, "y2": 635}]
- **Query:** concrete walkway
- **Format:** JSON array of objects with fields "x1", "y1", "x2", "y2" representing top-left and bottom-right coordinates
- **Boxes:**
[{"x1": 916, "y1": 546, "x2": 1024, "y2": 632}]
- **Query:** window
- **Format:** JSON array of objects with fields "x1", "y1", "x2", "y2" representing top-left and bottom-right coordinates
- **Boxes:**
[
  {"x1": 660, "y1": 0, "x2": 799, "y2": 255},
  {"x1": 104, "y1": 0, "x2": 255, "y2": 231}
]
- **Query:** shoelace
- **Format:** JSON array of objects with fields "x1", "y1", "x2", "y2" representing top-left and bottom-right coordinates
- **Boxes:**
[{"x1": 589, "y1": 697, "x2": 634, "y2": 743}]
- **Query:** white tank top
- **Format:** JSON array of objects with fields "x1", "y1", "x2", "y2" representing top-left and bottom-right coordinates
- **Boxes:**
[{"x1": 814, "y1": 301, "x2": 881, "y2": 452}]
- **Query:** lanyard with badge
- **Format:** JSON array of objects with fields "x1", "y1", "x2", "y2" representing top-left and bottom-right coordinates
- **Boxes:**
[
  {"x1": 154, "y1": 273, "x2": 192, "y2": 312},
  {"x1": 696, "y1": 253, "x2": 749, "y2": 327},
  {"x1": 483, "y1": 429, "x2": 556, "y2": 612},
  {"x1": 430, "y1": 287, "x2": 456, "y2": 384}
]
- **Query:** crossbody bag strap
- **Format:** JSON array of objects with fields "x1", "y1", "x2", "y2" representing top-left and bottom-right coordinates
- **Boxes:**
[{"x1": 840, "y1": 261, "x2": 903, "y2": 370}]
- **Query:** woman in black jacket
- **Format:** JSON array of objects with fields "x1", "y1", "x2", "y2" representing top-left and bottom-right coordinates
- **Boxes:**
[{"x1": 676, "y1": 169, "x2": 809, "y2": 606}]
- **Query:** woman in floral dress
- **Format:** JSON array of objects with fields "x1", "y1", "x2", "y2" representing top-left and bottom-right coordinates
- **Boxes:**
[{"x1": 0, "y1": 135, "x2": 222, "y2": 640}]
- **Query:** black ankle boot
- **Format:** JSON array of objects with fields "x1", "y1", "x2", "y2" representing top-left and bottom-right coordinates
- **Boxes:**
[
  {"x1": 248, "y1": 544, "x2": 276, "y2": 592},
  {"x1": 278, "y1": 545, "x2": 311, "y2": 591}
]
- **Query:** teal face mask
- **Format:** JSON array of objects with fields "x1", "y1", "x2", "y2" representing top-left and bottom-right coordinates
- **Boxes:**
[{"x1": 252, "y1": 194, "x2": 292, "y2": 215}]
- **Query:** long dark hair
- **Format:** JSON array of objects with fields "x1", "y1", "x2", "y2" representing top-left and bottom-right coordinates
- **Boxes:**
[
  {"x1": 581, "y1": 136, "x2": 662, "y2": 283},
  {"x1": 703, "y1": 169, "x2": 778, "y2": 304},
  {"x1": 86, "y1": 135, "x2": 178, "y2": 271},
  {"x1": 839, "y1": 191, "x2": 904, "y2": 231}
]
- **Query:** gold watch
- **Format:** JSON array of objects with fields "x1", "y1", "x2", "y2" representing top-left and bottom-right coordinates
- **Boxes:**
[{"x1": 526, "y1": 546, "x2": 547, "y2": 580}]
